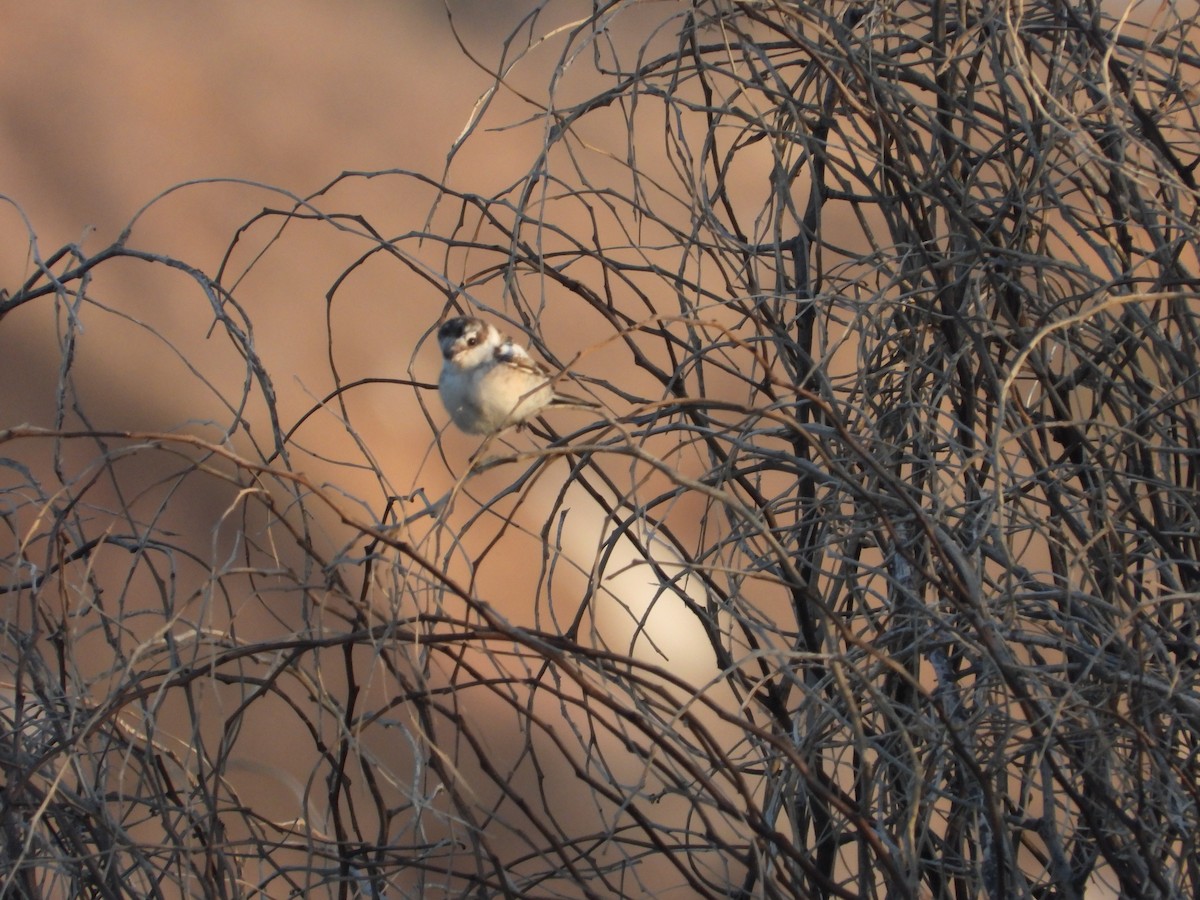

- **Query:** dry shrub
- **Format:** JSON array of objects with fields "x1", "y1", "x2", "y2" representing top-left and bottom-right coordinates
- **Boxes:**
[{"x1": 2, "y1": 1, "x2": 1199, "y2": 897}]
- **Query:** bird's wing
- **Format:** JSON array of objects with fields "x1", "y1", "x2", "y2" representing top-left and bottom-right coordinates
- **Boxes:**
[{"x1": 495, "y1": 339, "x2": 550, "y2": 377}]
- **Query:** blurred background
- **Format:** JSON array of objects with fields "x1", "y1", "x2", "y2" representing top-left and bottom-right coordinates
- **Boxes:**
[
  {"x1": 0, "y1": 0, "x2": 534, "y2": 437},
  {"x1": 0, "y1": 0, "x2": 639, "y2": 594},
  {"x1": 3, "y1": 1, "x2": 1183, "y2": 895},
  {"x1": 0, "y1": 5, "x2": 729, "y2": 895}
]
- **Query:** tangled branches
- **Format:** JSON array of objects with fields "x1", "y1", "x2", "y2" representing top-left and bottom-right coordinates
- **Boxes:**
[{"x1": 3, "y1": 0, "x2": 1200, "y2": 897}]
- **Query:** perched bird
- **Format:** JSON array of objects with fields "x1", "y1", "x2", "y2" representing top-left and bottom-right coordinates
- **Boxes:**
[{"x1": 436, "y1": 315, "x2": 598, "y2": 435}]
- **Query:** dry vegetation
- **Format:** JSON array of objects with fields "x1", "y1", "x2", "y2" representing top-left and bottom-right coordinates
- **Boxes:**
[{"x1": 3, "y1": 0, "x2": 1200, "y2": 897}]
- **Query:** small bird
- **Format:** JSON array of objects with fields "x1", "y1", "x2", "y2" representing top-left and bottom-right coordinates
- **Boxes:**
[{"x1": 436, "y1": 316, "x2": 598, "y2": 435}]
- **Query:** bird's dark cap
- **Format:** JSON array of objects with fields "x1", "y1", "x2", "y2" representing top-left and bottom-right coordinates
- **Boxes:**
[{"x1": 437, "y1": 317, "x2": 471, "y2": 342}]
